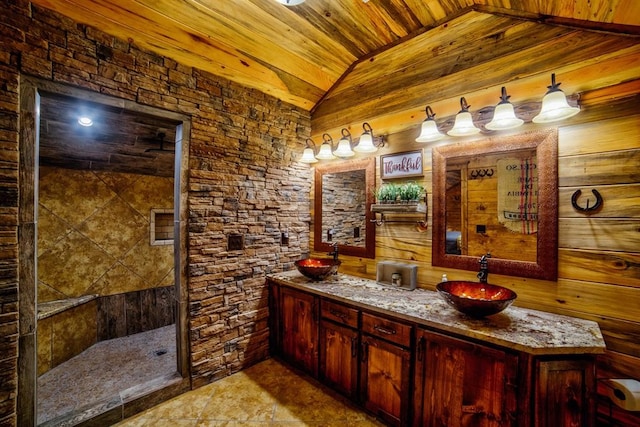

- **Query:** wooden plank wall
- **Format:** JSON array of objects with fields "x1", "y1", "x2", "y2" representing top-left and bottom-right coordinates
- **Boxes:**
[
  {"x1": 311, "y1": 87, "x2": 640, "y2": 424},
  {"x1": 96, "y1": 286, "x2": 175, "y2": 341}
]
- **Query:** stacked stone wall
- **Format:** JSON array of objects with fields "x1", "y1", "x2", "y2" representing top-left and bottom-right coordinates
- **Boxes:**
[{"x1": 0, "y1": 2, "x2": 311, "y2": 423}]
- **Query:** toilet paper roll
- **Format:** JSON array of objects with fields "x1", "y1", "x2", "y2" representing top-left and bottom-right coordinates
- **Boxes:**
[{"x1": 604, "y1": 379, "x2": 640, "y2": 411}]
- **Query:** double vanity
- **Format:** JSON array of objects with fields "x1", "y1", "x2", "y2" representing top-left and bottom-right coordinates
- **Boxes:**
[{"x1": 267, "y1": 270, "x2": 605, "y2": 427}]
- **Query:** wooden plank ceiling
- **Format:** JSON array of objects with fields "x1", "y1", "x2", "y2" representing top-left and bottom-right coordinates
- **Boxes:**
[
  {"x1": 39, "y1": 93, "x2": 179, "y2": 177},
  {"x1": 30, "y1": 0, "x2": 640, "y2": 145}
]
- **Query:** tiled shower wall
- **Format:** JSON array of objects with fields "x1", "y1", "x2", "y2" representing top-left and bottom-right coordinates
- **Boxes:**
[{"x1": 37, "y1": 166, "x2": 174, "y2": 301}]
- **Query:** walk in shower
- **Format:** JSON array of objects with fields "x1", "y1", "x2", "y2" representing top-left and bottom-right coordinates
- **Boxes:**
[{"x1": 18, "y1": 78, "x2": 191, "y2": 426}]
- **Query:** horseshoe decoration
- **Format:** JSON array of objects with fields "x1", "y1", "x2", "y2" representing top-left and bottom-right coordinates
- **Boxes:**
[
  {"x1": 469, "y1": 168, "x2": 494, "y2": 179},
  {"x1": 571, "y1": 189, "x2": 603, "y2": 213}
]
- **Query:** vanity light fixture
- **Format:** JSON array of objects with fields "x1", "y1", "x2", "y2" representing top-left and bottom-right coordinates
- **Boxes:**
[
  {"x1": 315, "y1": 133, "x2": 337, "y2": 160},
  {"x1": 274, "y1": 0, "x2": 305, "y2": 6},
  {"x1": 299, "y1": 138, "x2": 318, "y2": 163},
  {"x1": 333, "y1": 128, "x2": 355, "y2": 158},
  {"x1": 532, "y1": 73, "x2": 580, "y2": 123},
  {"x1": 416, "y1": 106, "x2": 444, "y2": 142},
  {"x1": 486, "y1": 87, "x2": 524, "y2": 131},
  {"x1": 354, "y1": 122, "x2": 384, "y2": 153},
  {"x1": 448, "y1": 97, "x2": 481, "y2": 136}
]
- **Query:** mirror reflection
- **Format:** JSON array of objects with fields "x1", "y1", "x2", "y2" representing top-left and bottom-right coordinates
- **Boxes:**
[
  {"x1": 444, "y1": 149, "x2": 538, "y2": 263},
  {"x1": 432, "y1": 130, "x2": 558, "y2": 281},
  {"x1": 314, "y1": 158, "x2": 375, "y2": 258},
  {"x1": 321, "y1": 170, "x2": 367, "y2": 247}
]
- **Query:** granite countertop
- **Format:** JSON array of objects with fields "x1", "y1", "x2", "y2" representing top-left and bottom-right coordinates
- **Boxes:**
[{"x1": 268, "y1": 270, "x2": 606, "y2": 356}]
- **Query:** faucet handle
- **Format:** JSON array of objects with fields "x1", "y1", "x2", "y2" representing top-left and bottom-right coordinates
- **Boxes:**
[{"x1": 328, "y1": 242, "x2": 339, "y2": 260}]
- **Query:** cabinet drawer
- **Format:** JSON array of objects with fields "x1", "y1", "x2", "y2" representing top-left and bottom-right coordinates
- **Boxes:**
[
  {"x1": 362, "y1": 312, "x2": 411, "y2": 347},
  {"x1": 321, "y1": 300, "x2": 358, "y2": 328}
]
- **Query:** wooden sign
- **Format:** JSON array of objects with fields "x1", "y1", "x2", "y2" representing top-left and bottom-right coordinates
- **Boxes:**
[{"x1": 381, "y1": 150, "x2": 423, "y2": 179}]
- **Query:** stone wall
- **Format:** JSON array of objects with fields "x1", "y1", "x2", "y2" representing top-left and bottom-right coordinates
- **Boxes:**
[{"x1": 0, "y1": 2, "x2": 311, "y2": 424}]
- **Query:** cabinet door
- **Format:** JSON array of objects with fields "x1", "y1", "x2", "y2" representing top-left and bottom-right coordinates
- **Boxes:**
[
  {"x1": 320, "y1": 319, "x2": 359, "y2": 399},
  {"x1": 280, "y1": 287, "x2": 318, "y2": 377},
  {"x1": 360, "y1": 334, "x2": 411, "y2": 427},
  {"x1": 535, "y1": 358, "x2": 595, "y2": 427},
  {"x1": 414, "y1": 330, "x2": 518, "y2": 427}
]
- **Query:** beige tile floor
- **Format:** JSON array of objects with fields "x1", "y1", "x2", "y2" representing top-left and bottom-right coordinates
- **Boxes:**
[{"x1": 115, "y1": 358, "x2": 385, "y2": 426}]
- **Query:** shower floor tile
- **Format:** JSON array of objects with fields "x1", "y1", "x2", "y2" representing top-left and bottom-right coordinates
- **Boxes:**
[{"x1": 37, "y1": 324, "x2": 177, "y2": 425}]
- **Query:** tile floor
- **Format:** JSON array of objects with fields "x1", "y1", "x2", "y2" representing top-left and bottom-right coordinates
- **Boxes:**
[{"x1": 115, "y1": 358, "x2": 385, "y2": 427}]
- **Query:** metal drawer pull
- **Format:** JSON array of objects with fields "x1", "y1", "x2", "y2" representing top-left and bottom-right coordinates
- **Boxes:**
[
  {"x1": 373, "y1": 324, "x2": 397, "y2": 335},
  {"x1": 329, "y1": 309, "x2": 348, "y2": 320}
]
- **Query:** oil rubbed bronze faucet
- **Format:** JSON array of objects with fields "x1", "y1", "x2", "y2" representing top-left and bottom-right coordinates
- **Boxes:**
[
  {"x1": 477, "y1": 253, "x2": 491, "y2": 283},
  {"x1": 329, "y1": 242, "x2": 339, "y2": 261}
]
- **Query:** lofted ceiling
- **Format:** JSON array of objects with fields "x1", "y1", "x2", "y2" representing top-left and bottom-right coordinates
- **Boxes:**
[{"x1": 30, "y1": 0, "x2": 640, "y2": 142}]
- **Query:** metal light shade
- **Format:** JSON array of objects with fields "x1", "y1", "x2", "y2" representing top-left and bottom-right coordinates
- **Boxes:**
[
  {"x1": 486, "y1": 103, "x2": 523, "y2": 130},
  {"x1": 354, "y1": 123, "x2": 377, "y2": 153},
  {"x1": 532, "y1": 90, "x2": 579, "y2": 123},
  {"x1": 416, "y1": 106, "x2": 444, "y2": 142},
  {"x1": 315, "y1": 142, "x2": 335, "y2": 160},
  {"x1": 334, "y1": 138, "x2": 355, "y2": 157},
  {"x1": 299, "y1": 147, "x2": 318, "y2": 163},
  {"x1": 447, "y1": 97, "x2": 480, "y2": 136}
]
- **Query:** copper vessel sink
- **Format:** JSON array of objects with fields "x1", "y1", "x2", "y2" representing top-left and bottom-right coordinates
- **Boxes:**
[
  {"x1": 436, "y1": 281, "x2": 517, "y2": 317},
  {"x1": 295, "y1": 258, "x2": 341, "y2": 280}
]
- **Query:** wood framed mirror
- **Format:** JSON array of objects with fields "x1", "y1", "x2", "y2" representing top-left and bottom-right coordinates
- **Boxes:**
[
  {"x1": 314, "y1": 157, "x2": 376, "y2": 258},
  {"x1": 432, "y1": 130, "x2": 558, "y2": 281}
]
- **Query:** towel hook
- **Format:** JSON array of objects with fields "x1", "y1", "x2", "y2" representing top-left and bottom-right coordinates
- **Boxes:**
[{"x1": 571, "y1": 189, "x2": 603, "y2": 213}]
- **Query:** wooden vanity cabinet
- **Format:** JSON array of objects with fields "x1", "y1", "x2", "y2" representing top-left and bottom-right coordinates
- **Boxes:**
[
  {"x1": 279, "y1": 286, "x2": 319, "y2": 377},
  {"x1": 360, "y1": 312, "x2": 412, "y2": 427},
  {"x1": 269, "y1": 280, "x2": 598, "y2": 427},
  {"x1": 413, "y1": 329, "x2": 518, "y2": 427},
  {"x1": 319, "y1": 300, "x2": 359, "y2": 399}
]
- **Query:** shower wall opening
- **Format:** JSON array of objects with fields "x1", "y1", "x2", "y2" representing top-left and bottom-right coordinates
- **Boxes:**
[{"x1": 18, "y1": 77, "x2": 192, "y2": 426}]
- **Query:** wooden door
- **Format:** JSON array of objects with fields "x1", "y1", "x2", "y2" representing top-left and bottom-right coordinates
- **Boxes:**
[
  {"x1": 414, "y1": 329, "x2": 518, "y2": 427},
  {"x1": 280, "y1": 287, "x2": 318, "y2": 377},
  {"x1": 360, "y1": 334, "x2": 411, "y2": 427},
  {"x1": 320, "y1": 319, "x2": 359, "y2": 399}
]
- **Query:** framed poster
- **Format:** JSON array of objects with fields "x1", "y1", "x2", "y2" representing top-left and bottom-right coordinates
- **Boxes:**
[{"x1": 380, "y1": 150, "x2": 423, "y2": 179}]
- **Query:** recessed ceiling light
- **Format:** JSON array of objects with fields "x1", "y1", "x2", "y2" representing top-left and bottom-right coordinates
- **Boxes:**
[
  {"x1": 275, "y1": 0, "x2": 305, "y2": 6},
  {"x1": 77, "y1": 116, "x2": 93, "y2": 127}
]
